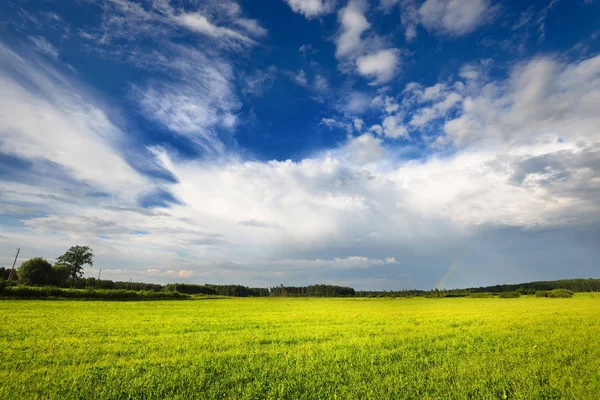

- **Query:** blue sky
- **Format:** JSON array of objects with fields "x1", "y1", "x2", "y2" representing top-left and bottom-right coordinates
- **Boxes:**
[{"x1": 1, "y1": 0, "x2": 599, "y2": 290}]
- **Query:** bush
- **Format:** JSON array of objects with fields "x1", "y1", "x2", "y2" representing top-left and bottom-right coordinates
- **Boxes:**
[
  {"x1": 50, "y1": 264, "x2": 71, "y2": 287},
  {"x1": 1, "y1": 286, "x2": 190, "y2": 300},
  {"x1": 164, "y1": 283, "x2": 217, "y2": 295},
  {"x1": 499, "y1": 291, "x2": 521, "y2": 298},
  {"x1": 547, "y1": 289, "x2": 573, "y2": 298},
  {"x1": 468, "y1": 292, "x2": 494, "y2": 298},
  {"x1": 18, "y1": 258, "x2": 53, "y2": 286},
  {"x1": 535, "y1": 291, "x2": 548, "y2": 297}
]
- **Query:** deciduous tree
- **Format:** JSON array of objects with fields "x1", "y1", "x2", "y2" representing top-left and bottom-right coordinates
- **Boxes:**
[
  {"x1": 56, "y1": 246, "x2": 94, "y2": 283},
  {"x1": 17, "y1": 258, "x2": 52, "y2": 286}
]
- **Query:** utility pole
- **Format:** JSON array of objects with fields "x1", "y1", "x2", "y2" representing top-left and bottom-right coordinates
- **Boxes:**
[
  {"x1": 7, "y1": 248, "x2": 20, "y2": 281},
  {"x1": 95, "y1": 269, "x2": 102, "y2": 288}
]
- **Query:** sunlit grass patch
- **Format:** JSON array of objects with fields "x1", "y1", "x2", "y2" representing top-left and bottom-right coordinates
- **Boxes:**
[{"x1": 0, "y1": 296, "x2": 599, "y2": 399}]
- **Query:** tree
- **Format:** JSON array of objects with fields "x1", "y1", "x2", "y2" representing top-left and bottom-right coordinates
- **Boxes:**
[
  {"x1": 50, "y1": 264, "x2": 71, "y2": 287},
  {"x1": 17, "y1": 258, "x2": 52, "y2": 286},
  {"x1": 56, "y1": 246, "x2": 94, "y2": 283},
  {"x1": 0, "y1": 267, "x2": 10, "y2": 280}
]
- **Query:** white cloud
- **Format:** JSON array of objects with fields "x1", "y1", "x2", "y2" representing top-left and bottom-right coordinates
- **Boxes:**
[
  {"x1": 382, "y1": 115, "x2": 409, "y2": 139},
  {"x1": 3, "y1": 36, "x2": 600, "y2": 289},
  {"x1": 409, "y1": 91, "x2": 461, "y2": 127},
  {"x1": 28, "y1": 36, "x2": 59, "y2": 59},
  {"x1": 419, "y1": 0, "x2": 495, "y2": 36},
  {"x1": 420, "y1": 82, "x2": 446, "y2": 101},
  {"x1": 400, "y1": 0, "x2": 419, "y2": 40},
  {"x1": 72, "y1": 1, "x2": 257, "y2": 153},
  {"x1": 341, "y1": 133, "x2": 385, "y2": 165},
  {"x1": 334, "y1": 1, "x2": 397, "y2": 85},
  {"x1": 294, "y1": 69, "x2": 309, "y2": 86},
  {"x1": 392, "y1": 0, "x2": 495, "y2": 40},
  {"x1": 0, "y1": 42, "x2": 145, "y2": 196},
  {"x1": 170, "y1": 269, "x2": 195, "y2": 277},
  {"x1": 173, "y1": 12, "x2": 255, "y2": 44},
  {"x1": 320, "y1": 117, "x2": 353, "y2": 134},
  {"x1": 241, "y1": 66, "x2": 278, "y2": 97},
  {"x1": 314, "y1": 74, "x2": 330, "y2": 93},
  {"x1": 275, "y1": 256, "x2": 397, "y2": 269},
  {"x1": 444, "y1": 55, "x2": 600, "y2": 146},
  {"x1": 88, "y1": 0, "x2": 262, "y2": 48},
  {"x1": 284, "y1": 0, "x2": 337, "y2": 19},
  {"x1": 335, "y1": 0, "x2": 370, "y2": 58},
  {"x1": 372, "y1": 95, "x2": 400, "y2": 114},
  {"x1": 353, "y1": 118, "x2": 364, "y2": 131},
  {"x1": 234, "y1": 18, "x2": 268, "y2": 37},
  {"x1": 342, "y1": 91, "x2": 372, "y2": 114},
  {"x1": 368, "y1": 124, "x2": 384, "y2": 136},
  {"x1": 131, "y1": 46, "x2": 240, "y2": 154},
  {"x1": 299, "y1": 44, "x2": 318, "y2": 56},
  {"x1": 356, "y1": 48, "x2": 399, "y2": 83}
]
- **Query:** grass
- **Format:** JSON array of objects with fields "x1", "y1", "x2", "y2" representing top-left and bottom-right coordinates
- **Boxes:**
[{"x1": 1, "y1": 295, "x2": 599, "y2": 399}]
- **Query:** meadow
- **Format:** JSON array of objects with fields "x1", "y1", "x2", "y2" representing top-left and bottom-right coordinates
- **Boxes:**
[{"x1": 1, "y1": 296, "x2": 599, "y2": 399}]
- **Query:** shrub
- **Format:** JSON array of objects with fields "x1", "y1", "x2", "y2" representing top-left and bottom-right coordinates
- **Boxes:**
[
  {"x1": 50, "y1": 264, "x2": 71, "y2": 287},
  {"x1": 535, "y1": 291, "x2": 548, "y2": 297},
  {"x1": 1, "y1": 286, "x2": 190, "y2": 300},
  {"x1": 499, "y1": 291, "x2": 521, "y2": 298},
  {"x1": 17, "y1": 258, "x2": 53, "y2": 286},
  {"x1": 547, "y1": 289, "x2": 573, "y2": 298},
  {"x1": 469, "y1": 292, "x2": 494, "y2": 298},
  {"x1": 164, "y1": 283, "x2": 217, "y2": 295}
]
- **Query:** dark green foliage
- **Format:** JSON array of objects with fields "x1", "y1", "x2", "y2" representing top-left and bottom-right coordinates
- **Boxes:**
[
  {"x1": 50, "y1": 264, "x2": 71, "y2": 286},
  {"x1": 270, "y1": 284, "x2": 355, "y2": 297},
  {"x1": 204, "y1": 284, "x2": 269, "y2": 297},
  {"x1": 17, "y1": 258, "x2": 53, "y2": 286},
  {"x1": 0, "y1": 267, "x2": 11, "y2": 280},
  {"x1": 536, "y1": 289, "x2": 573, "y2": 298},
  {"x1": 499, "y1": 291, "x2": 521, "y2": 298},
  {"x1": 164, "y1": 283, "x2": 269, "y2": 297},
  {"x1": 90, "y1": 279, "x2": 163, "y2": 291},
  {"x1": 468, "y1": 292, "x2": 495, "y2": 298},
  {"x1": 165, "y1": 283, "x2": 217, "y2": 295},
  {"x1": 56, "y1": 245, "x2": 94, "y2": 283},
  {"x1": 465, "y1": 278, "x2": 600, "y2": 294},
  {"x1": 547, "y1": 289, "x2": 573, "y2": 298},
  {"x1": 356, "y1": 289, "x2": 424, "y2": 297},
  {"x1": 1, "y1": 286, "x2": 189, "y2": 300}
]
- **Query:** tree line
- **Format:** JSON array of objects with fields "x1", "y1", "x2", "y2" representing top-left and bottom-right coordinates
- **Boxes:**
[
  {"x1": 269, "y1": 284, "x2": 355, "y2": 297},
  {"x1": 2, "y1": 245, "x2": 600, "y2": 298},
  {"x1": 1, "y1": 245, "x2": 94, "y2": 287}
]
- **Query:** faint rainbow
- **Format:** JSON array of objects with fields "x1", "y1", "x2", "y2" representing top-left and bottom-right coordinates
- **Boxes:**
[{"x1": 436, "y1": 260, "x2": 458, "y2": 289}]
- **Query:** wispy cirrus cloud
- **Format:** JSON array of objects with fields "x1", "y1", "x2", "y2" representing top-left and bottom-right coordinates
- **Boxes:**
[
  {"x1": 73, "y1": 1, "x2": 264, "y2": 155},
  {"x1": 28, "y1": 36, "x2": 59, "y2": 59},
  {"x1": 130, "y1": 46, "x2": 240, "y2": 155},
  {"x1": 84, "y1": 0, "x2": 265, "y2": 48},
  {"x1": 0, "y1": 42, "x2": 145, "y2": 196}
]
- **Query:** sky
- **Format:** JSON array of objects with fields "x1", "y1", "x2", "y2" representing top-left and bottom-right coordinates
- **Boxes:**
[{"x1": 0, "y1": 0, "x2": 599, "y2": 290}]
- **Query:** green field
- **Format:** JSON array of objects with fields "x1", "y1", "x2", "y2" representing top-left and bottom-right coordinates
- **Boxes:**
[{"x1": 1, "y1": 296, "x2": 599, "y2": 399}]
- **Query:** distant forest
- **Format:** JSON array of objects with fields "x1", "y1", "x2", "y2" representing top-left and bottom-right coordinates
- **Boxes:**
[{"x1": 1, "y1": 264, "x2": 599, "y2": 298}]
